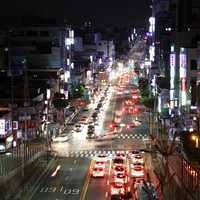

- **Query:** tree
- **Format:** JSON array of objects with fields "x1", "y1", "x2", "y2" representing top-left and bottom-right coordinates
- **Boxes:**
[
  {"x1": 140, "y1": 97, "x2": 155, "y2": 109},
  {"x1": 148, "y1": 128, "x2": 178, "y2": 200},
  {"x1": 52, "y1": 92, "x2": 68, "y2": 111},
  {"x1": 71, "y1": 84, "x2": 85, "y2": 99},
  {"x1": 138, "y1": 78, "x2": 150, "y2": 98}
]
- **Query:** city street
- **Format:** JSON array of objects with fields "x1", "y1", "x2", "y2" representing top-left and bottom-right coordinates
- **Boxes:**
[{"x1": 30, "y1": 73, "x2": 151, "y2": 200}]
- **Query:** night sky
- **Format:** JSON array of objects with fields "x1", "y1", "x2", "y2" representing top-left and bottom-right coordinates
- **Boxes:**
[{"x1": 0, "y1": 0, "x2": 151, "y2": 27}]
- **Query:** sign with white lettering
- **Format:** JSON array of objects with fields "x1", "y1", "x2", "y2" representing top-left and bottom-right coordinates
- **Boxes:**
[{"x1": 0, "y1": 119, "x2": 5, "y2": 135}]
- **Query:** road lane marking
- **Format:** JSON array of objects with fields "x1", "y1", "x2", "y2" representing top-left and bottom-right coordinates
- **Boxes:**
[
  {"x1": 105, "y1": 192, "x2": 108, "y2": 198},
  {"x1": 80, "y1": 160, "x2": 93, "y2": 200},
  {"x1": 51, "y1": 165, "x2": 61, "y2": 177},
  {"x1": 108, "y1": 160, "x2": 112, "y2": 176}
]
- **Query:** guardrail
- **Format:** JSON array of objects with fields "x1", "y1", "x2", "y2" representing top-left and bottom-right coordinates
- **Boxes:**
[{"x1": 0, "y1": 144, "x2": 46, "y2": 179}]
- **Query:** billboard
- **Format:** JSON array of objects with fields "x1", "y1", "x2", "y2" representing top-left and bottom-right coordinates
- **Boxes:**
[
  {"x1": 170, "y1": 46, "x2": 176, "y2": 112},
  {"x1": 179, "y1": 48, "x2": 187, "y2": 106}
]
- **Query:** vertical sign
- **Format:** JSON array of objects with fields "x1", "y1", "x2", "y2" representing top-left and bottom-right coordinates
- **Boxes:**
[
  {"x1": 0, "y1": 119, "x2": 6, "y2": 136},
  {"x1": 170, "y1": 45, "x2": 176, "y2": 112},
  {"x1": 180, "y1": 48, "x2": 187, "y2": 106}
]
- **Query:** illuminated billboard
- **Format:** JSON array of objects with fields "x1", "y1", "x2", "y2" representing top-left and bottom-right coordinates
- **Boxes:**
[
  {"x1": 179, "y1": 48, "x2": 187, "y2": 106},
  {"x1": 170, "y1": 45, "x2": 176, "y2": 112},
  {"x1": 0, "y1": 119, "x2": 5, "y2": 136}
]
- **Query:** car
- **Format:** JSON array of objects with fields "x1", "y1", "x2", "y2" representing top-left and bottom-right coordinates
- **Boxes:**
[
  {"x1": 113, "y1": 158, "x2": 125, "y2": 167},
  {"x1": 87, "y1": 129, "x2": 95, "y2": 139},
  {"x1": 131, "y1": 154, "x2": 144, "y2": 164},
  {"x1": 52, "y1": 133, "x2": 72, "y2": 142},
  {"x1": 117, "y1": 91, "x2": 123, "y2": 95},
  {"x1": 94, "y1": 107, "x2": 101, "y2": 112},
  {"x1": 94, "y1": 154, "x2": 108, "y2": 162},
  {"x1": 86, "y1": 133, "x2": 95, "y2": 139},
  {"x1": 114, "y1": 174, "x2": 128, "y2": 184},
  {"x1": 110, "y1": 194, "x2": 123, "y2": 200},
  {"x1": 129, "y1": 150, "x2": 141, "y2": 158},
  {"x1": 94, "y1": 161, "x2": 106, "y2": 168},
  {"x1": 88, "y1": 125, "x2": 95, "y2": 131},
  {"x1": 80, "y1": 116, "x2": 88, "y2": 124},
  {"x1": 74, "y1": 124, "x2": 82, "y2": 132},
  {"x1": 115, "y1": 152, "x2": 126, "y2": 160},
  {"x1": 92, "y1": 167, "x2": 105, "y2": 177},
  {"x1": 131, "y1": 164, "x2": 144, "y2": 178},
  {"x1": 110, "y1": 182, "x2": 125, "y2": 196},
  {"x1": 97, "y1": 103, "x2": 102, "y2": 108},
  {"x1": 92, "y1": 112, "x2": 98, "y2": 119},
  {"x1": 113, "y1": 166, "x2": 126, "y2": 176}
]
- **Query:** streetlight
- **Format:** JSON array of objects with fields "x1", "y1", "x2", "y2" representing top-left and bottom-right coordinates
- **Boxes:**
[{"x1": 191, "y1": 134, "x2": 199, "y2": 148}]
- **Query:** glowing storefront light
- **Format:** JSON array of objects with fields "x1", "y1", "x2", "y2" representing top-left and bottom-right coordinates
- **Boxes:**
[
  {"x1": 64, "y1": 71, "x2": 70, "y2": 82},
  {"x1": 170, "y1": 47, "x2": 176, "y2": 108},
  {"x1": 149, "y1": 45, "x2": 155, "y2": 62},
  {"x1": 46, "y1": 89, "x2": 51, "y2": 100},
  {"x1": 158, "y1": 96, "x2": 162, "y2": 113},
  {"x1": 179, "y1": 48, "x2": 187, "y2": 106},
  {"x1": 71, "y1": 62, "x2": 74, "y2": 69},
  {"x1": 149, "y1": 17, "x2": 155, "y2": 34}
]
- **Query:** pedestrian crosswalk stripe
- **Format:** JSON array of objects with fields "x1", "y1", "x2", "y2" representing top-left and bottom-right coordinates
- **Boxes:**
[
  {"x1": 66, "y1": 149, "x2": 132, "y2": 158},
  {"x1": 116, "y1": 133, "x2": 148, "y2": 140}
]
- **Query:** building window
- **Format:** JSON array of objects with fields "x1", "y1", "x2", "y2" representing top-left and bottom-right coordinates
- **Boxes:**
[{"x1": 190, "y1": 59, "x2": 197, "y2": 70}]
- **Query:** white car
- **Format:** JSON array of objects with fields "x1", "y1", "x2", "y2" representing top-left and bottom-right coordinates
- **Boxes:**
[
  {"x1": 52, "y1": 133, "x2": 72, "y2": 142},
  {"x1": 110, "y1": 182, "x2": 125, "y2": 196},
  {"x1": 94, "y1": 154, "x2": 108, "y2": 162},
  {"x1": 115, "y1": 152, "x2": 126, "y2": 160},
  {"x1": 131, "y1": 164, "x2": 144, "y2": 178},
  {"x1": 114, "y1": 174, "x2": 128, "y2": 184},
  {"x1": 131, "y1": 154, "x2": 144, "y2": 164},
  {"x1": 112, "y1": 158, "x2": 125, "y2": 168},
  {"x1": 113, "y1": 166, "x2": 126, "y2": 176},
  {"x1": 92, "y1": 167, "x2": 105, "y2": 177},
  {"x1": 74, "y1": 124, "x2": 83, "y2": 132}
]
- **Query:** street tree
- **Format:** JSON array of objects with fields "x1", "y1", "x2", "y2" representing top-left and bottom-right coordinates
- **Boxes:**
[
  {"x1": 149, "y1": 127, "x2": 178, "y2": 200},
  {"x1": 52, "y1": 92, "x2": 68, "y2": 111}
]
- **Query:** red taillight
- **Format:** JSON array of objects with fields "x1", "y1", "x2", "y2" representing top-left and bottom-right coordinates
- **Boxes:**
[
  {"x1": 109, "y1": 123, "x2": 115, "y2": 129},
  {"x1": 126, "y1": 124, "x2": 131, "y2": 129}
]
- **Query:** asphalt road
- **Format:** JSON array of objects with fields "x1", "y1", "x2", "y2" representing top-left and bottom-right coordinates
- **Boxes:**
[
  {"x1": 31, "y1": 157, "x2": 90, "y2": 200},
  {"x1": 84, "y1": 83, "x2": 149, "y2": 200},
  {"x1": 44, "y1": 75, "x2": 150, "y2": 200}
]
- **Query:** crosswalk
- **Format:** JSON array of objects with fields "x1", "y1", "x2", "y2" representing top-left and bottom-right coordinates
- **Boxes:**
[
  {"x1": 65, "y1": 149, "x2": 131, "y2": 158},
  {"x1": 117, "y1": 133, "x2": 148, "y2": 140}
]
